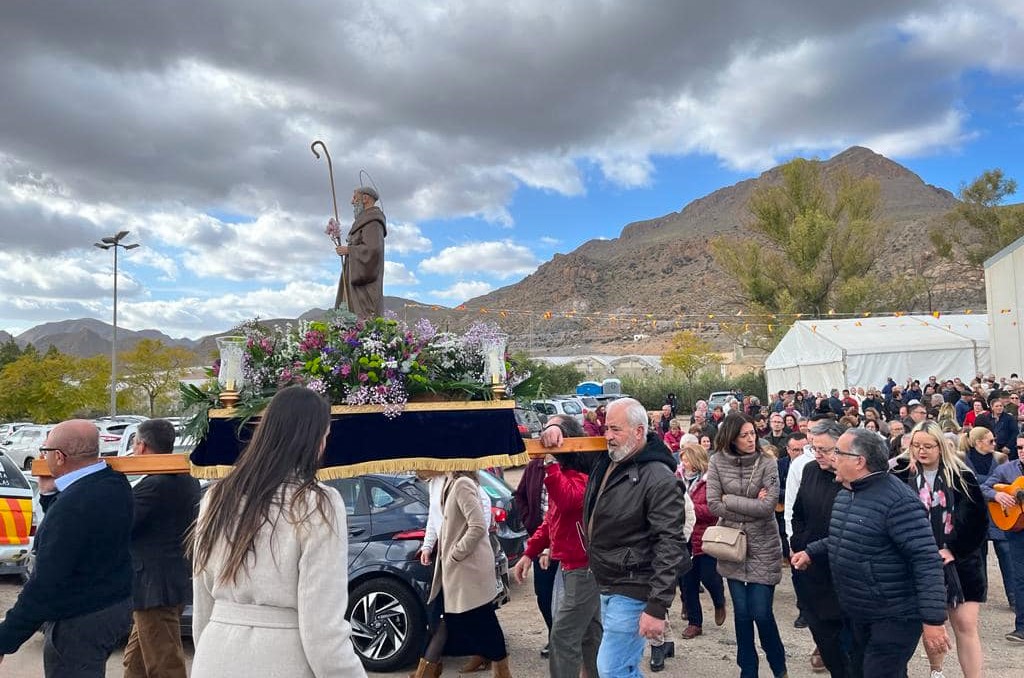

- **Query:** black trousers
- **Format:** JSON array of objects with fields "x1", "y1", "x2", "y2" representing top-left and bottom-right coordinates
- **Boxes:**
[
  {"x1": 533, "y1": 557, "x2": 560, "y2": 632},
  {"x1": 42, "y1": 597, "x2": 132, "y2": 678},
  {"x1": 846, "y1": 617, "x2": 921, "y2": 678},
  {"x1": 805, "y1": 612, "x2": 850, "y2": 678}
]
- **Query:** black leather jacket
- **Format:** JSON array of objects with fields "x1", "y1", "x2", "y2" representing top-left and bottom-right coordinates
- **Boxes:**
[{"x1": 583, "y1": 433, "x2": 689, "y2": 619}]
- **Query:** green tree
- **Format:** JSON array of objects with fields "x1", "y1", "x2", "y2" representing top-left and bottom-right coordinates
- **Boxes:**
[
  {"x1": 662, "y1": 331, "x2": 720, "y2": 386},
  {"x1": 119, "y1": 339, "x2": 197, "y2": 416},
  {"x1": 510, "y1": 353, "x2": 585, "y2": 400},
  {"x1": 930, "y1": 169, "x2": 1024, "y2": 267},
  {"x1": 0, "y1": 338, "x2": 22, "y2": 370},
  {"x1": 0, "y1": 351, "x2": 110, "y2": 422},
  {"x1": 710, "y1": 158, "x2": 918, "y2": 347}
]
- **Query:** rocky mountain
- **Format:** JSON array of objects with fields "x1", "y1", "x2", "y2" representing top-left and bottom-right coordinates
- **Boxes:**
[
  {"x1": 0, "y1": 330, "x2": 12, "y2": 345},
  {"x1": 14, "y1": 318, "x2": 197, "y2": 358},
  {"x1": 459, "y1": 146, "x2": 977, "y2": 350},
  {"x1": 3, "y1": 147, "x2": 992, "y2": 357}
]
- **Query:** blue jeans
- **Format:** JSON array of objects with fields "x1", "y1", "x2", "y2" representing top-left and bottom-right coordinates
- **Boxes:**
[
  {"x1": 982, "y1": 539, "x2": 1017, "y2": 606},
  {"x1": 726, "y1": 579, "x2": 787, "y2": 678},
  {"x1": 1007, "y1": 531, "x2": 1024, "y2": 633},
  {"x1": 681, "y1": 554, "x2": 726, "y2": 627},
  {"x1": 597, "y1": 594, "x2": 646, "y2": 678}
]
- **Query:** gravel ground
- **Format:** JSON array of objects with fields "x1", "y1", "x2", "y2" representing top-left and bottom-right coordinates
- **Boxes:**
[{"x1": 1, "y1": 464, "x2": 1020, "y2": 676}]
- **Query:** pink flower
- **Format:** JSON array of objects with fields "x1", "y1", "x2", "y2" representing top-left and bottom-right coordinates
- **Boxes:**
[{"x1": 340, "y1": 364, "x2": 352, "y2": 377}]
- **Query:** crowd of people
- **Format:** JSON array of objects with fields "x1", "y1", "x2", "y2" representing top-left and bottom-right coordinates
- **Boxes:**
[{"x1": 2, "y1": 370, "x2": 1024, "y2": 678}]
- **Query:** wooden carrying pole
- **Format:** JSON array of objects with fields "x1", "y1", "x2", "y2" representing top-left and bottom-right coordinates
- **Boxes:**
[
  {"x1": 32, "y1": 454, "x2": 190, "y2": 478},
  {"x1": 524, "y1": 436, "x2": 607, "y2": 458}
]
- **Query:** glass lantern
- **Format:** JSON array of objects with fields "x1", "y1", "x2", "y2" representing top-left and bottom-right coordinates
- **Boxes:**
[
  {"x1": 216, "y1": 336, "x2": 247, "y2": 392},
  {"x1": 482, "y1": 334, "x2": 508, "y2": 398}
]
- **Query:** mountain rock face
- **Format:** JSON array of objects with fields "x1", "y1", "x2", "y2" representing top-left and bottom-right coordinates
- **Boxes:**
[
  {"x1": 463, "y1": 146, "x2": 975, "y2": 350},
  {"x1": 3, "y1": 147, "x2": 989, "y2": 357}
]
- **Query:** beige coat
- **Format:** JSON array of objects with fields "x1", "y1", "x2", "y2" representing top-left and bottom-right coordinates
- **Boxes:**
[
  {"x1": 706, "y1": 449, "x2": 783, "y2": 586},
  {"x1": 191, "y1": 485, "x2": 366, "y2": 678},
  {"x1": 429, "y1": 476, "x2": 497, "y2": 614}
]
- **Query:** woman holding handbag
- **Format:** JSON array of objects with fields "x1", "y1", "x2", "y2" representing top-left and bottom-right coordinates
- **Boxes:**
[{"x1": 706, "y1": 413, "x2": 787, "y2": 678}]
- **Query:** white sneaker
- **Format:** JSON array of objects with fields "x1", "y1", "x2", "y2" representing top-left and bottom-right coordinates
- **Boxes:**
[{"x1": 930, "y1": 671, "x2": 945, "y2": 678}]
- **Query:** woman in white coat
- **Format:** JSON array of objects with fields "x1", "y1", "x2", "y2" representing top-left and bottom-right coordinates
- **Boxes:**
[{"x1": 190, "y1": 386, "x2": 366, "y2": 677}]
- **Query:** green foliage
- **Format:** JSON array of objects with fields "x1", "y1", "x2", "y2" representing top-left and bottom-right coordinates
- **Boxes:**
[
  {"x1": 662, "y1": 331, "x2": 721, "y2": 384},
  {"x1": 120, "y1": 339, "x2": 197, "y2": 416},
  {"x1": 710, "y1": 158, "x2": 907, "y2": 348},
  {"x1": 620, "y1": 371, "x2": 767, "y2": 413},
  {"x1": 0, "y1": 338, "x2": 23, "y2": 371},
  {"x1": 510, "y1": 353, "x2": 585, "y2": 400},
  {"x1": 930, "y1": 169, "x2": 1024, "y2": 267},
  {"x1": 0, "y1": 351, "x2": 110, "y2": 422}
]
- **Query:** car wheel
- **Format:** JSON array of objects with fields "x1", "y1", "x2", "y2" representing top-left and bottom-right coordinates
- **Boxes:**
[
  {"x1": 347, "y1": 577, "x2": 425, "y2": 673},
  {"x1": 22, "y1": 456, "x2": 33, "y2": 472}
]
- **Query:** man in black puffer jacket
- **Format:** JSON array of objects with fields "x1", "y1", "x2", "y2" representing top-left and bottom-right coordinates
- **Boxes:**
[{"x1": 793, "y1": 428, "x2": 949, "y2": 678}]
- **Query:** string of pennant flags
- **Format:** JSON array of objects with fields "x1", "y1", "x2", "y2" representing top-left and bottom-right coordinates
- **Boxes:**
[{"x1": 402, "y1": 302, "x2": 1017, "y2": 333}]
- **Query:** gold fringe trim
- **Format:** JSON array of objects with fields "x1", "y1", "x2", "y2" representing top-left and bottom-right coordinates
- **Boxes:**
[
  {"x1": 208, "y1": 399, "x2": 514, "y2": 419},
  {"x1": 190, "y1": 452, "x2": 530, "y2": 481},
  {"x1": 190, "y1": 463, "x2": 235, "y2": 479}
]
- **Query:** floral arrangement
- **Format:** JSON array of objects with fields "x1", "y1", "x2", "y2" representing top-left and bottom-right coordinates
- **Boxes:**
[{"x1": 181, "y1": 314, "x2": 527, "y2": 439}]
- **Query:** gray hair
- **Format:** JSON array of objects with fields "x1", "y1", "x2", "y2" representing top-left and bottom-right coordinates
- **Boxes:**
[
  {"x1": 809, "y1": 419, "x2": 844, "y2": 441},
  {"x1": 844, "y1": 427, "x2": 890, "y2": 473},
  {"x1": 608, "y1": 397, "x2": 648, "y2": 430},
  {"x1": 354, "y1": 186, "x2": 379, "y2": 201}
]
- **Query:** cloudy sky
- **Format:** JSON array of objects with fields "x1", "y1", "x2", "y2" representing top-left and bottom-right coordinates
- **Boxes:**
[{"x1": 2, "y1": 1, "x2": 1023, "y2": 339}]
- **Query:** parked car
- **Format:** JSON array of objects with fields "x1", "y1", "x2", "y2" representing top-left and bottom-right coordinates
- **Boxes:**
[
  {"x1": 93, "y1": 417, "x2": 144, "y2": 456},
  {"x1": 530, "y1": 398, "x2": 585, "y2": 423},
  {"x1": 513, "y1": 407, "x2": 545, "y2": 438},
  {"x1": 1, "y1": 424, "x2": 56, "y2": 471},
  {"x1": 708, "y1": 391, "x2": 742, "y2": 411},
  {"x1": 0, "y1": 422, "x2": 33, "y2": 444},
  {"x1": 182, "y1": 473, "x2": 510, "y2": 673},
  {"x1": 478, "y1": 469, "x2": 527, "y2": 562},
  {"x1": 0, "y1": 450, "x2": 36, "y2": 577}
]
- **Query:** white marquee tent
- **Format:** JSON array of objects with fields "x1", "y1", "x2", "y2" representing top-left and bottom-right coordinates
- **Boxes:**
[
  {"x1": 985, "y1": 234, "x2": 1024, "y2": 377},
  {"x1": 765, "y1": 314, "x2": 991, "y2": 394}
]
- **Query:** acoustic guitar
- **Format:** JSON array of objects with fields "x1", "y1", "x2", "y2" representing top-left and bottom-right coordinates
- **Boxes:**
[{"x1": 988, "y1": 476, "x2": 1024, "y2": 532}]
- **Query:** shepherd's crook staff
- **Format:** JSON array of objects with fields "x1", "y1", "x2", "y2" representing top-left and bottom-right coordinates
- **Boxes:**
[{"x1": 311, "y1": 140, "x2": 348, "y2": 311}]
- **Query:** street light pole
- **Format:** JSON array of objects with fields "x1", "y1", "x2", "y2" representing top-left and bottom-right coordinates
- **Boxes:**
[{"x1": 94, "y1": 230, "x2": 139, "y2": 416}]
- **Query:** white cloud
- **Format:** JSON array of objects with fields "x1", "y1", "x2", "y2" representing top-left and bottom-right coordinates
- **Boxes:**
[
  {"x1": 419, "y1": 240, "x2": 539, "y2": 278},
  {"x1": 387, "y1": 221, "x2": 432, "y2": 254},
  {"x1": 540, "y1": 236, "x2": 561, "y2": 246},
  {"x1": 383, "y1": 261, "x2": 418, "y2": 286},
  {"x1": 429, "y1": 280, "x2": 494, "y2": 301}
]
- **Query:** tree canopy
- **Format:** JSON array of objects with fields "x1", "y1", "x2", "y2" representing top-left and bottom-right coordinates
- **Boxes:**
[
  {"x1": 662, "y1": 330, "x2": 720, "y2": 385},
  {"x1": 0, "y1": 351, "x2": 111, "y2": 422},
  {"x1": 710, "y1": 158, "x2": 918, "y2": 347},
  {"x1": 119, "y1": 339, "x2": 197, "y2": 416},
  {"x1": 930, "y1": 169, "x2": 1024, "y2": 267}
]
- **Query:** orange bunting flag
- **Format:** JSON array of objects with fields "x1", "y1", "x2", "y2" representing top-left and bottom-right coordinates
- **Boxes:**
[
  {"x1": 811, "y1": 325, "x2": 818, "y2": 333},
  {"x1": 479, "y1": 308, "x2": 488, "y2": 314},
  {"x1": 543, "y1": 311, "x2": 553, "y2": 319},
  {"x1": 965, "y1": 309, "x2": 972, "y2": 314},
  {"x1": 863, "y1": 311, "x2": 871, "y2": 317},
  {"x1": 932, "y1": 311, "x2": 941, "y2": 318},
  {"x1": 827, "y1": 309, "x2": 835, "y2": 316},
  {"x1": 767, "y1": 324, "x2": 773, "y2": 332},
  {"x1": 854, "y1": 321, "x2": 862, "y2": 327},
  {"x1": 499, "y1": 311, "x2": 508, "y2": 318}
]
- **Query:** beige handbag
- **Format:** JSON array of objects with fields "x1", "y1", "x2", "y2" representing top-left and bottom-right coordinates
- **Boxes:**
[{"x1": 702, "y1": 457, "x2": 761, "y2": 563}]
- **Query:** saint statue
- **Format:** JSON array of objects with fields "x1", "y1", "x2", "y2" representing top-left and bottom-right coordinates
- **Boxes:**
[{"x1": 335, "y1": 186, "x2": 386, "y2": 319}]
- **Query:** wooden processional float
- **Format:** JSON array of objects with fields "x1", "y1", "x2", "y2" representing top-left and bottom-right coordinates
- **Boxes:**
[{"x1": 29, "y1": 400, "x2": 608, "y2": 479}]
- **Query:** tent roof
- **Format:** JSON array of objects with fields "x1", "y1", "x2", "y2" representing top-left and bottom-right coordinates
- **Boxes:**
[{"x1": 765, "y1": 314, "x2": 989, "y2": 369}]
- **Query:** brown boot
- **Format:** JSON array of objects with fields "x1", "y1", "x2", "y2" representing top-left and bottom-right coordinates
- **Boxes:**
[
  {"x1": 491, "y1": 656, "x2": 512, "y2": 678},
  {"x1": 460, "y1": 655, "x2": 492, "y2": 672},
  {"x1": 410, "y1": 657, "x2": 443, "y2": 678}
]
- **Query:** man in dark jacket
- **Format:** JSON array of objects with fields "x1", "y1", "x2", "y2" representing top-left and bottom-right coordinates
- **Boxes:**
[
  {"x1": 123, "y1": 419, "x2": 201, "y2": 678},
  {"x1": 793, "y1": 428, "x2": 950, "y2": 677},
  {"x1": 580, "y1": 397, "x2": 688, "y2": 678},
  {"x1": 790, "y1": 422, "x2": 848, "y2": 677},
  {"x1": 0, "y1": 419, "x2": 133, "y2": 676}
]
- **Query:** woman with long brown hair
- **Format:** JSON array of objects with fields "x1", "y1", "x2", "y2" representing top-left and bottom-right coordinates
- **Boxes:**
[{"x1": 190, "y1": 386, "x2": 365, "y2": 677}]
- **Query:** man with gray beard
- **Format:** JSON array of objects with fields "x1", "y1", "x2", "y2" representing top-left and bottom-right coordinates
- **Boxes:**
[{"x1": 580, "y1": 398, "x2": 688, "y2": 677}]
